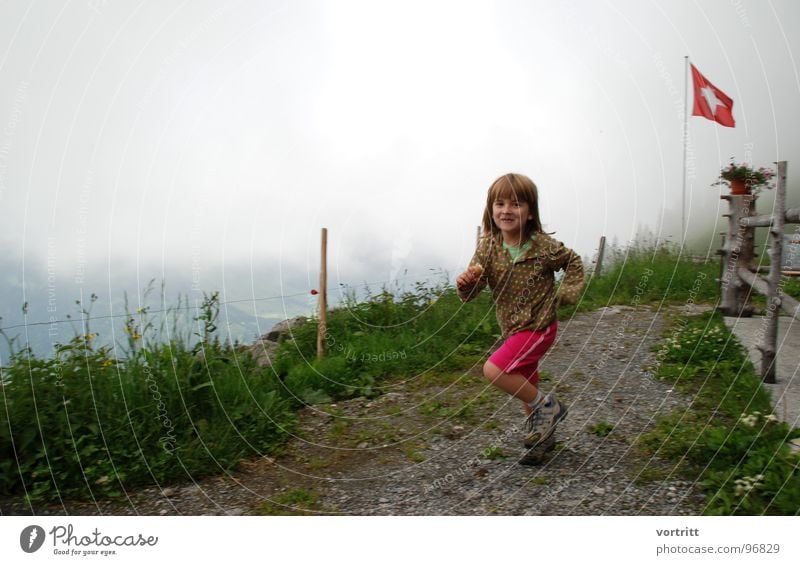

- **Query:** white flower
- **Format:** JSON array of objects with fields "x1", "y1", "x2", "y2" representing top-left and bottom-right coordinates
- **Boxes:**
[
  {"x1": 734, "y1": 474, "x2": 764, "y2": 497},
  {"x1": 739, "y1": 413, "x2": 759, "y2": 427}
]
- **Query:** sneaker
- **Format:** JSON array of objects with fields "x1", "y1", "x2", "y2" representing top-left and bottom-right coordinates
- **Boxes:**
[
  {"x1": 523, "y1": 393, "x2": 568, "y2": 449},
  {"x1": 518, "y1": 433, "x2": 556, "y2": 466}
]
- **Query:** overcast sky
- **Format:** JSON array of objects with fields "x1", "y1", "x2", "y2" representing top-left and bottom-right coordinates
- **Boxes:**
[{"x1": 1, "y1": 0, "x2": 799, "y2": 322}]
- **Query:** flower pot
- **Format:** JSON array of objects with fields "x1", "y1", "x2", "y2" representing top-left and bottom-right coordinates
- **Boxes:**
[{"x1": 730, "y1": 179, "x2": 749, "y2": 195}]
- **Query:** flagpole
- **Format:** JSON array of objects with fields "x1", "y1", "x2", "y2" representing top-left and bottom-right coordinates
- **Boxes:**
[{"x1": 681, "y1": 55, "x2": 689, "y2": 248}]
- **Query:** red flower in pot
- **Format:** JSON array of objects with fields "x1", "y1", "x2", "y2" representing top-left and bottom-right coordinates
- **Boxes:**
[{"x1": 713, "y1": 159, "x2": 775, "y2": 195}]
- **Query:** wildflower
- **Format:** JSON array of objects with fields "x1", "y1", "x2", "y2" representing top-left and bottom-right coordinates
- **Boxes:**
[
  {"x1": 739, "y1": 413, "x2": 759, "y2": 427},
  {"x1": 734, "y1": 474, "x2": 764, "y2": 497}
]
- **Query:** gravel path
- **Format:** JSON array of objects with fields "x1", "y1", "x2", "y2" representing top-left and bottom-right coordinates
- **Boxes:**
[{"x1": 2, "y1": 305, "x2": 710, "y2": 516}]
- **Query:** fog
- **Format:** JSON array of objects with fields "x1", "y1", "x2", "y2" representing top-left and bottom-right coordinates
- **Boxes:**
[{"x1": 1, "y1": 0, "x2": 798, "y2": 355}]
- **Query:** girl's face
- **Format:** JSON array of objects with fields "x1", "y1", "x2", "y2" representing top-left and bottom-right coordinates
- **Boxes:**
[{"x1": 492, "y1": 196, "x2": 532, "y2": 243}]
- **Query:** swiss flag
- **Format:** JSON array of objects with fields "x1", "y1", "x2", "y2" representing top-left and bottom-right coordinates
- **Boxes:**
[{"x1": 691, "y1": 64, "x2": 735, "y2": 127}]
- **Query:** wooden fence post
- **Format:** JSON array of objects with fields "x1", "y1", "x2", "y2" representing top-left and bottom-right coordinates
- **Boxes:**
[
  {"x1": 760, "y1": 161, "x2": 788, "y2": 383},
  {"x1": 719, "y1": 194, "x2": 755, "y2": 317},
  {"x1": 593, "y1": 236, "x2": 606, "y2": 277},
  {"x1": 317, "y1": 227, "x2": 327, "y2": 359}
]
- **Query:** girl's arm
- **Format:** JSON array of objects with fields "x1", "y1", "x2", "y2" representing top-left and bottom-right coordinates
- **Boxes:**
[{"x1": 549, "y1": 243, "x2": 585, "y2": 305}]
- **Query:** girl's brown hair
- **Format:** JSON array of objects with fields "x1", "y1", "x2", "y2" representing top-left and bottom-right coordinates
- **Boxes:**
[{"x1": 481, "y1": 173, "x2": 542, "y2": 240}]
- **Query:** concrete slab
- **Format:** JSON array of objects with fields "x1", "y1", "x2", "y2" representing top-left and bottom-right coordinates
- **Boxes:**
[{"x1": 723, "y1": 315, "x2": 800, "y2": 430}]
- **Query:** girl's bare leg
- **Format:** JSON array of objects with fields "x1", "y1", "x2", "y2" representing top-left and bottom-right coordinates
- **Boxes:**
[{"x1": 483, "y1": 361, "x2": 540, "y2": 405}]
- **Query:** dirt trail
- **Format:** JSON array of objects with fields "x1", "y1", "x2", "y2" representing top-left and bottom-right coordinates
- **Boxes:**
[{"x1": 3, "y1": 305, "x2": 708, "y2": 516}]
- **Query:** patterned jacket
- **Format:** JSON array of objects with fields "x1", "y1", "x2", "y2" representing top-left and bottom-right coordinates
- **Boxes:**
[{"x1": 458, "y1": 231, "x2": 585, "y2": 338}]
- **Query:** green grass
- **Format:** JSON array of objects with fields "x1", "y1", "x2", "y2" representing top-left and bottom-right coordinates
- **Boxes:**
[
  {"x1": 589, "y1": 422, "x2": 615, "y2": 437},
  {"x1": 638, "y1": 310, "x2": 800, "y2": 515},
  {"x1": 561, "y1": 242, "x2": 720, "y2": 315},
  {"x1": 782, "y1": 277, "x2": 800, "y2": 301},
  {"x1": 270, "y1": 281, "x2": 499, "y2": 403},
  {"x1": 482, "y1": 446, "x2": 507, "y2": 460},
  {"x1": 256, "y1": 488, "x2": 322, "y2": 515},
  {"x1": 0, "y1": 294, "x2": 297, "y2": 503}
]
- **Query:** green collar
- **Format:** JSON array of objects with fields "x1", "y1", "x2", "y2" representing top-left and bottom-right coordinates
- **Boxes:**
[{"x1": 503, "y1": 235, "x2": 535, "y2": 263}]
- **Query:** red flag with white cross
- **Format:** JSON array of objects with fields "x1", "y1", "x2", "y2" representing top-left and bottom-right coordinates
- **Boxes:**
[{"x1": 690, "y1": 64, "x2": 735, "y2": 127}]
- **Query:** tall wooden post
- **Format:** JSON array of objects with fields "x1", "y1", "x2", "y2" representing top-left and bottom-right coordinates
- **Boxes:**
[
  {"x1": 317, "y1": 227, "x2": 328, "y2": 359},
  {"x1": 593, "y1": 236, "x2": 606, "y2": 277},
  {"x1": 760, "y1": 161, "x2": 788, "y2": 383},
  {"x1": 719, "y1": 194, "x2": 755, "y2": 317}
]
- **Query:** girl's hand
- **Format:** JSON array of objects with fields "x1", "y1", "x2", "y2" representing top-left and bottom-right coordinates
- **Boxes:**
[{"x1": 456, "y1": 264, "x2": 483, "y2": 291}]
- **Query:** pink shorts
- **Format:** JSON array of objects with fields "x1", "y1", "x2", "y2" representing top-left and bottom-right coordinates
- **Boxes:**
[{"x1": 488, "y1": 322, "x2": 557, "y2": 385}]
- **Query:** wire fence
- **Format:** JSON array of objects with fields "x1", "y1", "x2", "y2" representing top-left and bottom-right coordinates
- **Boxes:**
[{"x1": 0, "y1": 269, "x2": 451, "y2": 334}]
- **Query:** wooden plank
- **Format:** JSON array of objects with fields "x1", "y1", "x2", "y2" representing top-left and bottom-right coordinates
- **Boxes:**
[
  {"x1": 754, "y1": 267, "x2": 800, "y2": 276},
  {"x1": 740, "y1": 214, "x2": 773, "y2": 228},
  {"x1": 738, "y1": 267, "x2": 768, "y2": 294},
  {"x1": 740, "y1": 208, "x2": 800, "y2": 227},
  {"x1": 738, "y1": 270, "x2": 800, "y2": 322}
]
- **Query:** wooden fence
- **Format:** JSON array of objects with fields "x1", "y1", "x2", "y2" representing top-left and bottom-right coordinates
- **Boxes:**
[{"x1": 718, "y1": 161, "x2": 798, "y2": 383}]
